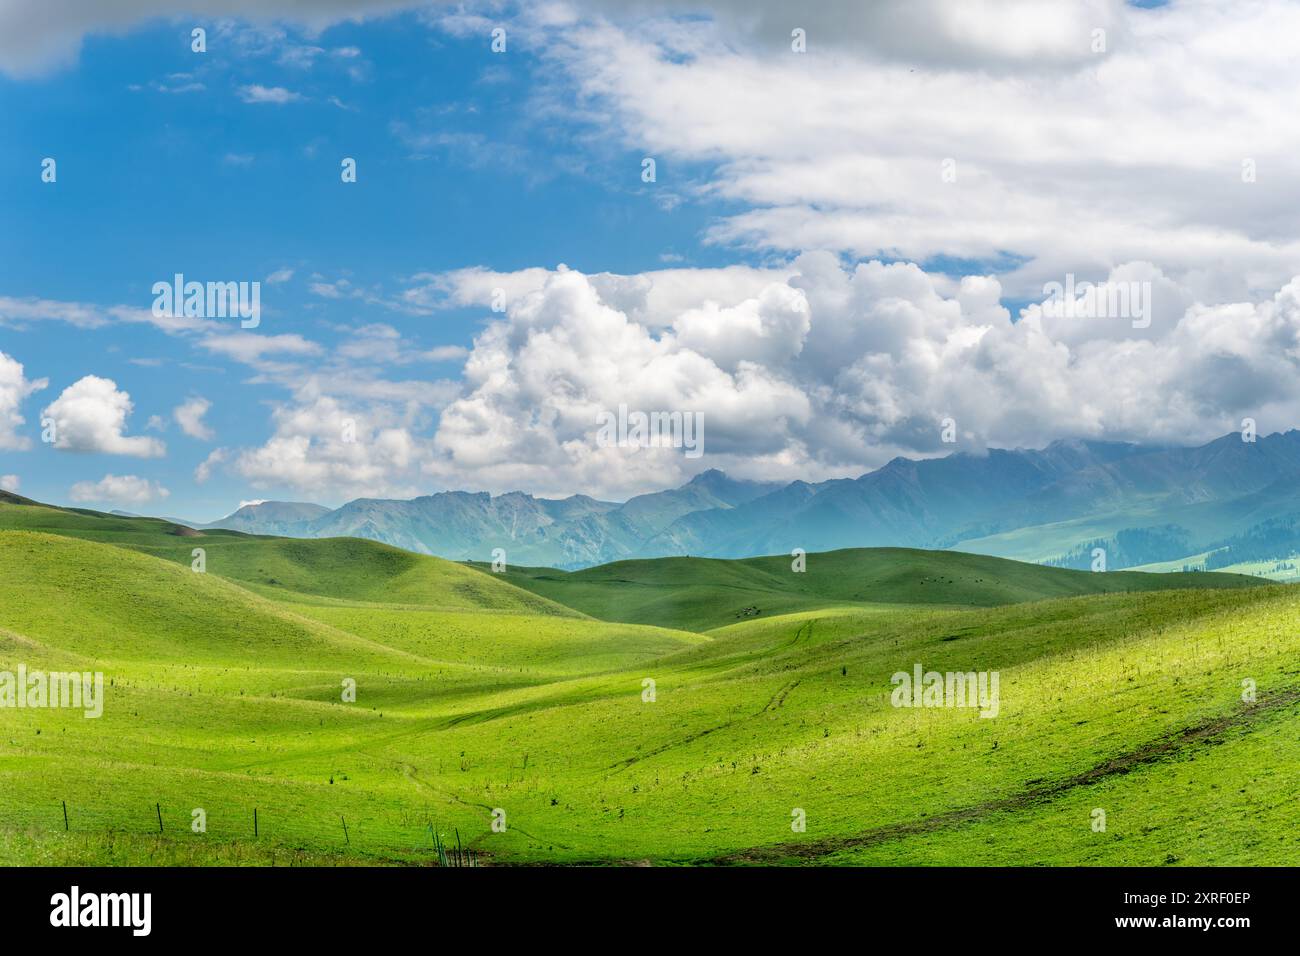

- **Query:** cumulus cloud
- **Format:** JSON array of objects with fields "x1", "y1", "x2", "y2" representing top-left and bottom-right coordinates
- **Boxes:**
[
  {"x1": 230, "y1": 393, "x2": 424, "y2": 498},
  {"x1": 174, "y1": 397, "x2": 214, "y2": 440},
  {"x1": 403, "y1": 258, "x2": 1300, "y2": 497},
  {"x1": 0, "y1": 350, "x2": 48, "y2": 450},
  {"x1": 672, "y1": 283, "x2": 809, "y2": 371},
  {"x1": 129, "y1": 253, "x2": 1300, "y2": 501},
  {"x1": 40, "y1": 376, "x2": 165, "y2": 457},
  {"x1": 0, "y1": 474, "x2": 18, "y2": 492},
  {"x1": 69, "y1": 473, "x2": 169, "y2": 505},
  {"x1": 423, "y1": 266, "x2": 813, "y2": 497},
  {"x1": 404, "y1": 263, "x2": 786, "y2": 326},
  {"x1": 13, "y1": 1, "x2": 1300, "y2": 503}
]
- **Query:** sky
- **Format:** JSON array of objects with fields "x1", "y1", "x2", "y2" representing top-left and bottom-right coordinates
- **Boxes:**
[{"x1": 2, "y1": 0, "x2": 1300, "y2": 520}]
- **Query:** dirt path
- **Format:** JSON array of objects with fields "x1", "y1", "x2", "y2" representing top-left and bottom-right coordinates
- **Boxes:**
[
  {"x1": 392, "y1": 758, "x2": 566, "y2": 853},
  {"x1": 608, "y1": 621, "x2": 817, "y2": 772},
  {"x1": 705, "y1": 684, "x2": 1300, "y2": 865}
]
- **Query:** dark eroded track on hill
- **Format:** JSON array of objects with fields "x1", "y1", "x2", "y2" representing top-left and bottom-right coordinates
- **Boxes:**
[
  {"x1": 703, "y1": 684, "x2": 1300, "y2": 865},
  {"x1": 605, "y1": 619, "x2": 816, "y2": 773}
]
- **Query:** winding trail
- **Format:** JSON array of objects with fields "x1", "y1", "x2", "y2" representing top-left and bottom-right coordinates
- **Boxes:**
[{"x1": 704, "y1": 684, "x2": 1300, "y2": 864}]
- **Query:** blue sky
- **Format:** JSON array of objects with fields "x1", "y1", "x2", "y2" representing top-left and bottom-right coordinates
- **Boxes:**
[
  {"x1": 2, "y1": 0, "x2": 1298, "y2": 518},
  {"x1": 0, "y1": 10, "x2": 748, "y2": 518}
]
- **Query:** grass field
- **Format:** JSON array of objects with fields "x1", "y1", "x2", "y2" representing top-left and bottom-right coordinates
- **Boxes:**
[
  {"x1": 475, "y1": 547, "x2": 1260, "y2": 630},
  {"x1": 1, "y1": 495, "x2": 1295, "y2": 866}
]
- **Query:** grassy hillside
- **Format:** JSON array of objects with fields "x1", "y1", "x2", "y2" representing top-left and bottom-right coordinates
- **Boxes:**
[
  {"x1": 475, "y1": 547, "x2": 1263, "y2": 631},
  {"x1": 0, "y1": 499, "x2": 573, "y2": 615},
  {"x1": 0, "y1": 531, "x2": 429, "y2": 668},
  {"x1": 0, "y1": 495, "x2": 1295, "y2": 867}
]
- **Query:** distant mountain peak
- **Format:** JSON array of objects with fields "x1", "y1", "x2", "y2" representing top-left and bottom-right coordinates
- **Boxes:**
[
  {"x1": 686, "y1": 468, "x2": 730, "y2": 485},
  {"x1": 208, "y1": 500, "x2": 332, "y2": 535},
  {"x1": 227, "y1": 499, "x2": 324, "y2": 515}
]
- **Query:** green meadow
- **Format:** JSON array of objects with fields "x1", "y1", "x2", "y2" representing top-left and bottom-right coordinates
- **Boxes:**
[{"x1": 0, "y1": 492, "x2": 1296, "y2": 866}]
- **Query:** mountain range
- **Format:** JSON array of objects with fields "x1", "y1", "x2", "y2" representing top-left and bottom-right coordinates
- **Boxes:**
[{"x1": 186, "y1": 430, "x2": 1300, "y2": 573}]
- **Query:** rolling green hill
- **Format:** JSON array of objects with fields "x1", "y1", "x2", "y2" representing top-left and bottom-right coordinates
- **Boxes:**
[
  {"x1": 0, "y1": 494, "x2": 1295, "y2": 867},
  {"x1": 0, "y1": 498, "x2": 573, "y2": 615},
  {"x1": 474, "y1": 547, "x2": 1263, "y2": 631}
]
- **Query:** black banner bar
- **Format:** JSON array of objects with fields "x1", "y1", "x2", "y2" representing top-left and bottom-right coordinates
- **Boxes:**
[{"x1": 0, "y1": 866, "x2": 1286, "y2": 942}]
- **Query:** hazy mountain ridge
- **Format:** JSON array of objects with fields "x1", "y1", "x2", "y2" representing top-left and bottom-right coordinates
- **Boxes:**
[
  {"x1": 201, "y1": 501, "x2": 330, "y2": 535},
  {"x1": 201, "y1": 432, "x2": 1300, "y2": 570},
  {"x1": 206, "y1": 470, "x2": 782, "y2": 569}
]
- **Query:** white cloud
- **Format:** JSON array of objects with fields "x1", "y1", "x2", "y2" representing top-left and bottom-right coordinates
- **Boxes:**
[
  {"x1": 69, "y1": 473, "x2": 169, "y2": 505},
  {"x1": 0, "y1": 351, "x2": 48, "y2": 450},
  {"x1": 0, "y1": 1, "x2": 347, "y2": 75},
  {"x1": 231, "y1": 393, "x2": 424, "y2": 498},
  {"x1": 147, "y1": 72, "x2": 205, "y2": 94},
  {"x1": 424, "y1": 266, "x2": 812, "y2": 498},
  {"x1": 13, "y1": 1, "x2": 1298, "y2": 304},
  {"x1": 278, "y1": 43, "x2": 325, "y2": 68},
  {"x1": 2, "y1": 294, "x2": 309, "y2": 370},
  {"x1": 309, "y1": 278, "x2": 363, "y2": 300},
  {"x1": 408, "y1": 259, "x2": 1300, "y2": 497},
  {"x1": 0, "y1": 0, "x2": 1130, "y2": 79},
  {"x1": 0, "y1": 475, "x2": 18, "y2": 493},
  {"x1": 199, "y1": 332, "x2": 323, "y2": 363},
  {"x1": 580, "y1": 0, "x2": 1128, "y2": 69},
  {"x1": 237, "y1": 84, "x2": 305, "y2": 104},
  {"x1": 174, "y1": 397, "x2": 214, "y2": 441},
  {"x1": 42, "y1": 251, "x2": 1300, "y2": 501},
  {"x1": 533, "y1": 1, "x2": 1300, "y2": 302},
  {"x1": 265, "y1": 267, "x2": 295, "y2": 284},
  {"x1": 194, "y1": 447, "x2": 228, "y2": 484},
  {"x1": 335, "y1": 323, "x2": 468, "y2": 365},
  {"x1": 672, "y1": 283, "x2": 809, "y2": 371},
  {"x1": 12, "y1": 1, "x2": 1300, "y2": 502},
  {"x1": 425, "y1": 344, "x2": 469, "y2": 362},
  {"x1": 0, "y1": 295, "x2": 106, "y2": 329},
  {"x1": 1, "y1": 295, "x2": 219, "y2": 336},
  {"x1": 41, "y1": 376, "x2": 165, "y2": 457},
  {"x1": 405, "y1": 262, "x2": 787, "y2": 325}
]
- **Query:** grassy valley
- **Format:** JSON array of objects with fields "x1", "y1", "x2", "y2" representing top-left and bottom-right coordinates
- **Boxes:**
[
  {"x1": 476, "y1": 548, "x2": 1259, "y2": 631},
  {"x1": 0, "y1": 495, "x2": 1294, "y2": 866}
]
